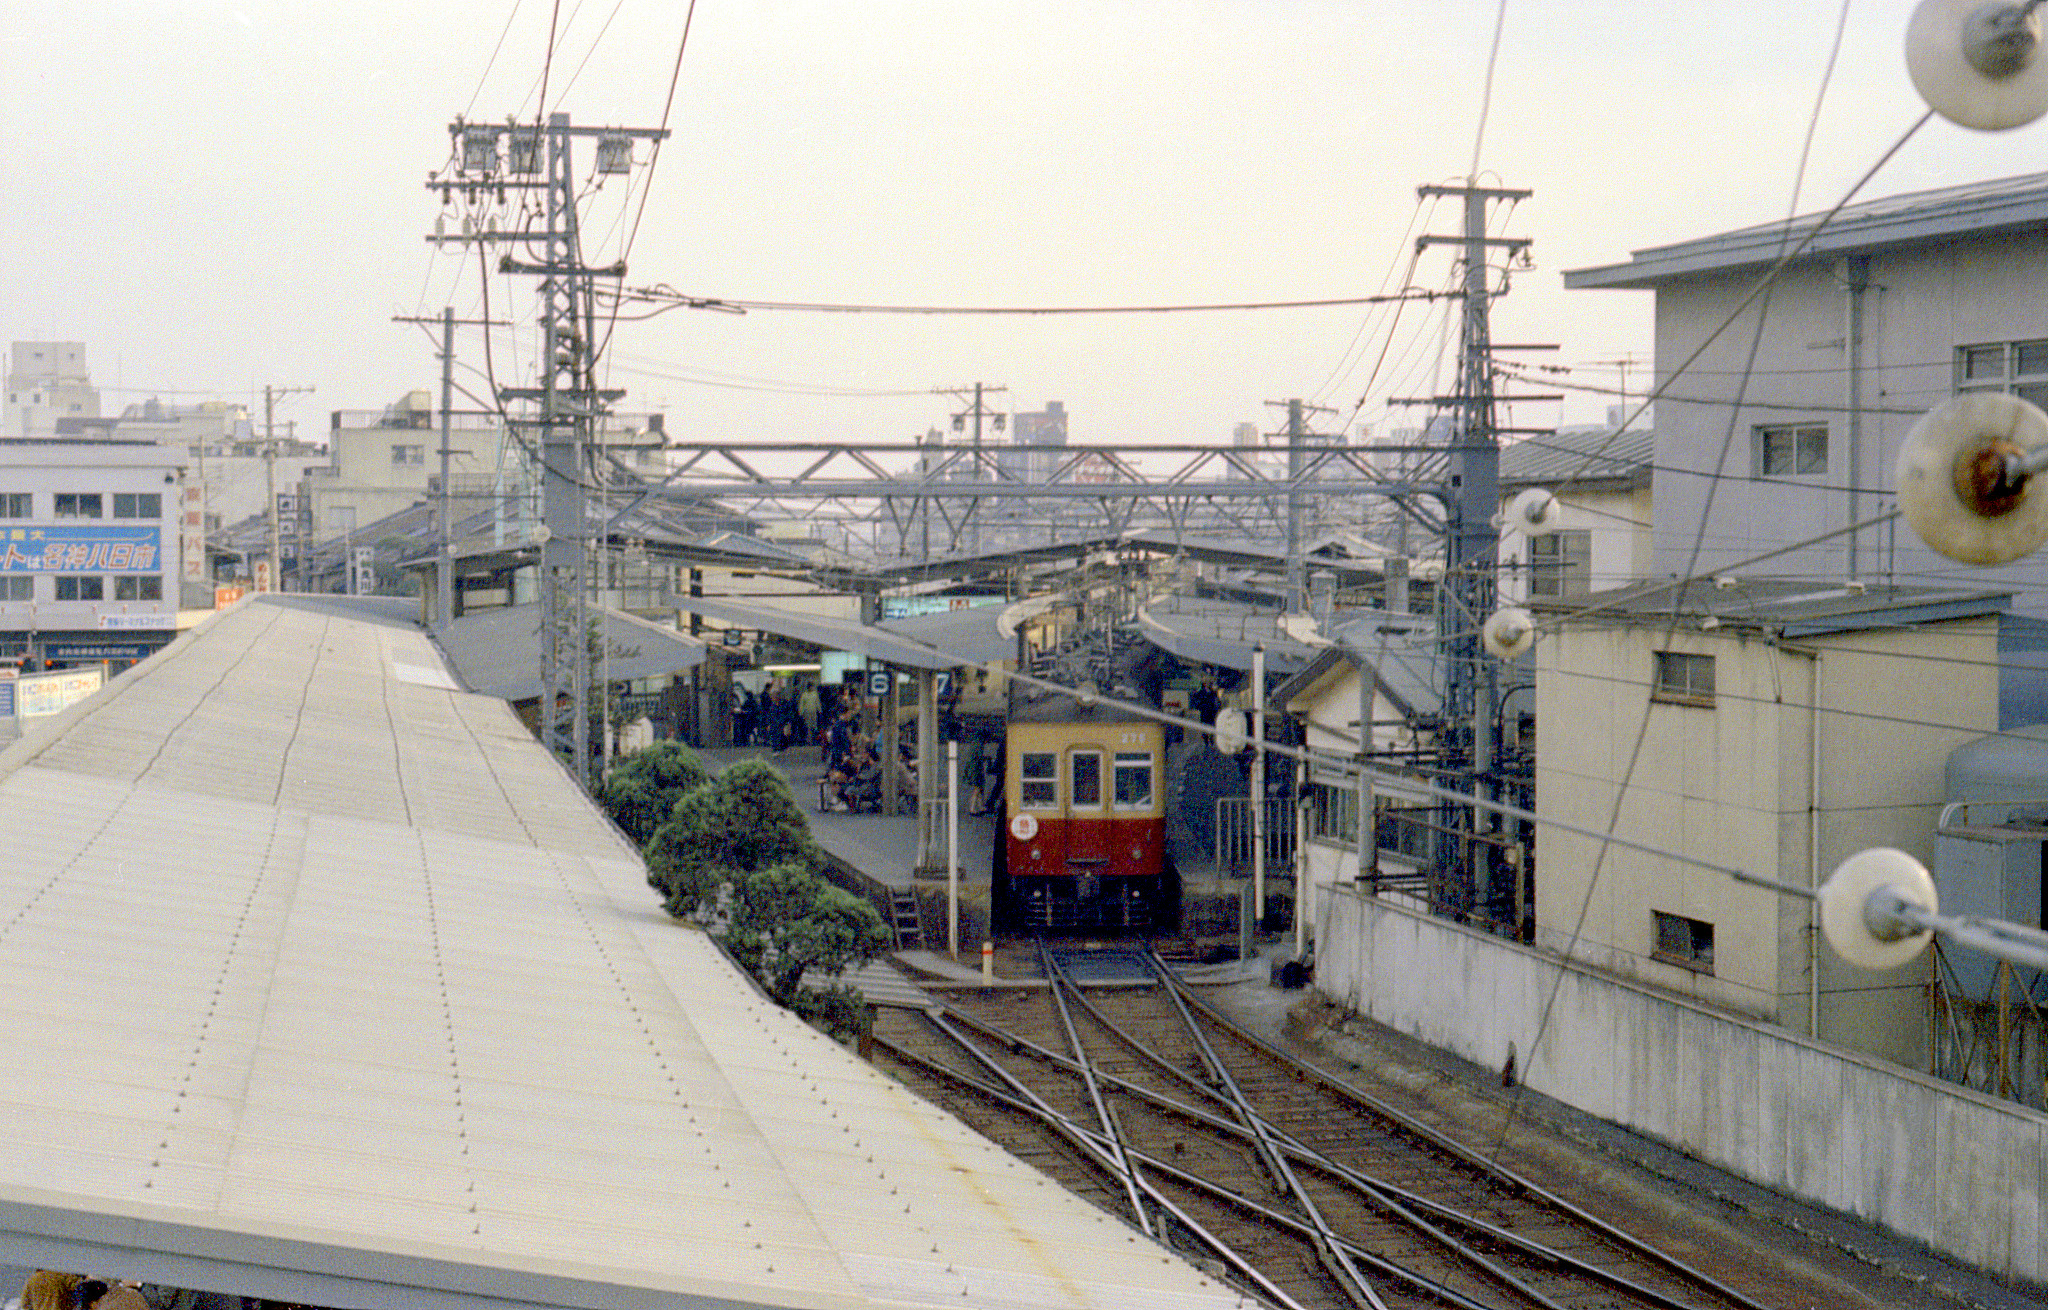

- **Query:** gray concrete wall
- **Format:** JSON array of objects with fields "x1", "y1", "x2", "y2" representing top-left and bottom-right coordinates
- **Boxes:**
[{"x1": 1317, "y1": 884, "x2": 2048, "y2": 1285}]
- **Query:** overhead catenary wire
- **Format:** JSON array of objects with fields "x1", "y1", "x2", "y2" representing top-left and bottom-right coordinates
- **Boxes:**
[
  {"x1": 1491, "y1": 0, "x2": 1875, "y2": 1163},
  {"x1": 603, "y1": 286, "x2": 1459, "y2": 317}
]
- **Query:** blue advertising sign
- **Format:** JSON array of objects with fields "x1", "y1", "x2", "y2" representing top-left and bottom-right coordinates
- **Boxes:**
[
  {"x1": 47, "y1": 642, "x2": 154, "y2": 662},
  {"x1": 0, "y1": 681, "x2": 13, "y2": 717},
  {"x1": 0, "y1": 525, "x2": 161, "y2": 572}
]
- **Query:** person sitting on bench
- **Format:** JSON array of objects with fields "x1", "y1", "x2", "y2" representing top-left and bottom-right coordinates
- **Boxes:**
[{"x1": 827, "y1": 739, "x2": 882, "y2": 812}]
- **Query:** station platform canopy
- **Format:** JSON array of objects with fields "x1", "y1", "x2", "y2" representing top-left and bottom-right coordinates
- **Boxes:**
[
  {"x1": 436, "y1": 601, "x2": 706, "y2": 701},
  {"x1": 859, "y1": 528, "x2": 1385, "y2": 588},
  {"x1": 0, "y1": 594, "x2": 1241, "y2": 1310},
  {"x1": 1132, "y1": 592, "x2": 1322, "y2": 676},
  {"x1": 665, "y1": 593, "x2": 1021, "y2": 672}
]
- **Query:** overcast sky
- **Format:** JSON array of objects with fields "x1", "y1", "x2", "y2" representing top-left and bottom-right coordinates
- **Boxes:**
[{"x1": 2, "y1": 1, "x2": 2042, "y2": 456}]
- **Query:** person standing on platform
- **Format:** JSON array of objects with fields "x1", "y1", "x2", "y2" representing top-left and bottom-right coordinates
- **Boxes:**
[{"x1": 798, "y1": 681, "x2": 820, "y2": 748}]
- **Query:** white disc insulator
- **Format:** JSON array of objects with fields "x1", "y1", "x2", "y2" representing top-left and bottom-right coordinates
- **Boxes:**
[
  {"x1": 1896, "y1": 392, "x2": 2048, "y2": 564},
  {"x1": 1504, "y1": 487, "x2": 1561, "y2": 536},
  {"x1": 1907, "y1": 0, "x2": 2048, "y2": 130},
  {"x1": 532, "y1": 524, "x2": 553, "y2": 545},
  {"x1": 1213, "y1": 709, "x2": 1246, "y2": 754},
  {"x1": 1481, "y1": 606, "x2": 1536, "y2": 659},
  {"x1": 1819, "y1": 848, "x2": 1939, "y2": 971}
]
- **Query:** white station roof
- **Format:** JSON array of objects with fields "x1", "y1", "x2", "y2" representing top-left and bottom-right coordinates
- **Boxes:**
[{"x1": 0, "y1": 595, "x2": 1240, "y2": 1310}]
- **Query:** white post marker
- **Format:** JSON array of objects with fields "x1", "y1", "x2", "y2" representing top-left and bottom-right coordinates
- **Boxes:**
[
  {"x1": 981, "y1": 940, "x2": 994, "y2": 986},
  {"x1": 1252, "y1": 642, "x2": 1266, "y2": 932},
  {"x1": 948, "y1": 738, "x2": 960, "y2": 959}
]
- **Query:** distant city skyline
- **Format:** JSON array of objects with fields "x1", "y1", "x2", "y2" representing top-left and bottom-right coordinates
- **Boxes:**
[{"x1": 2, "y1": 1, "x2": 2040, "y2": 468}]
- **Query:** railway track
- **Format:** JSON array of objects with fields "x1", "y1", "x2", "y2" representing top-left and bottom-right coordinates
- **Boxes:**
[{"x1": 871, "y1": 947, "x2": 1775, "y2": 1310}]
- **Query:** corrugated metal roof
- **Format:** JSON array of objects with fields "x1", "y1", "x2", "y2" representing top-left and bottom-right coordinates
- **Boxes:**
[
  {"x1": 1540, "y1": 577, "x2": 2012, "y2": 636},
  {"x1": 665, "y1": 594, "x2": 961, "y2": 670},
  {"x1": 1566, "y1": 171, "x2": 2048, "y2": 289},
  {"x1": 877, "y1": 604, "x2": 1023, "y2": 667},
  {"x1": 1498, "y1": 428, "x2": 1654, "y2": 488},
  {"x1": 1131, "y1": 593, "x2": 1318, "y2": 675},
  {"x1": 0, "y1": 594, "x2": 1241, "y2": 1310},
  {"x1": 437, "y1": 602, "x2": 706, "y2": 700}
]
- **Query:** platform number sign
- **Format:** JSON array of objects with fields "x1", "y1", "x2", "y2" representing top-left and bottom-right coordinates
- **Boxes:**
[
  {"x1": 866, "y1": 670, "x2": 893, "y2": 698},
  {"x1": 935, "y1": 671, "x2": 952, "y2": 697}
]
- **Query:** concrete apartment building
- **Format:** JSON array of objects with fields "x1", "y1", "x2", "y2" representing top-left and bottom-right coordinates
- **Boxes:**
[
  {"x1": 1563, "y1": 171, "x2": 2048, "y2": 610},
  {"x1": 1496, "y1": 426, "x2": 1654, "y2": 603},
  {"x1": 304, "y1": 392, "x2": 670, "y2": 553},
  {"x1": 1532, "y1": 580, "x2": 2006, "y2": 1066},
  {"x1": 0, "y1": 437, "x2": 184, "y2": 671},
  {"x1": 4, "y1": 342, "x2": 99, "y2": 436}
]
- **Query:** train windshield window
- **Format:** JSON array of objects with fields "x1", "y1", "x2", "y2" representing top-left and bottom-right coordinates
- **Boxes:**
[
  {"x1": 1021, "y1": 752, "x2": 1058, "y2": 808},
  {"x1": 1070, "y1": 751, "x2": 1102, "y2": 807},
  {"x1": 1113, "y1": 751, "x2": 1154, "y2": 807}
]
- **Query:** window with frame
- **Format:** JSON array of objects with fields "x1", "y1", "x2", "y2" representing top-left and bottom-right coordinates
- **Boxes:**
[
  {"x1": 1020, "y1": 752, "x2": 1058, "y2": 809},
  {"x1": 1528, "y1": 529, "x2": 1592, "y2": 598},
  {"x1": 1069, "y1": 751, "x2": 1102, "y2": 808},
  {"x1": 1307, "y1": 780, "x2": 1359, "y2": 846},
  {"x1": 1652, "y1": 651, "x2": 1715, "y2": 705},
  {"x1": 54, "y1": 575, "x2": 103, "y2": 601},
  {"x1": 391, "y1": 444, "x2": 425, "y2": 466},
  {"x1": 1652, "y1": 910, "x2": 1715, "y2": 973},
  {"x1": 0, "y1": 493, "x2": 28, "y2": 518},
  {"x1": 112, "y1": 492, "x2": 160, "y2": 519},
  {"x1": 0, "y1": 577, "x2": 28, "y2": 601},
  {"x1": 1754, "y1": 423, "x2": 1828, "y2": 477},
  {"x1": 114, "y1": 576, "x2": 162, "y2": 601},
  {"x1": 1957, "y1": 339, "x2": 2048, "y2": 410},
  {"x1": 54, "y1": 493, "x2": 101, "y2": 519},
  {"x1": 1113, "y1": 751, "x2": 1155, "y2": 808}
]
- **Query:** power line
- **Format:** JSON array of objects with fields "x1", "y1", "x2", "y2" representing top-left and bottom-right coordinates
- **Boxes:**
[{"x1": 604, "y1": 285, "x2": 1457, "y2": 317}]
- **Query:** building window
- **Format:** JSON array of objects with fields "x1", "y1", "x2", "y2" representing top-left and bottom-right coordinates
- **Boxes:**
[
  {"x1": 1652, "y1": 651, "x2": 1715, "y2": 705},
  {"x1": 114, "y1": 576, "x2": 162, "y2": 601},
  {"x1": 54, "y1": 493, "x2": 102, "y2": 519},
  {"x1": 1308, "y1": 780, "x2": 1359, "y2": 846},
  {"x1": 1652, "y1": 911, "x2": 1715, "y2": 973},
  {"x1": 112, "y1": 493, "x2": 161, "y2": 519},
  {"x1": 1020, "y1": 752, "x2": 1058, "y2": 809},
  {"x1": 1754, "y1": 424, "x2": 1828, "y2": 477},
  {"x1": 1069, "y1": 751, "x2": 1102, "y2": 808},
  {"x1": 1113, "y1": 751, "x2": 1155, "y2": 808},
  {"x1": 1528, "y1": 529, "x2": 1592, "y2": 598},
  {"x1": 1957, "y1": 339, "x2": 2048, "y2": 410},
  {"x1": 0, "y1": 493, "x2": 29, "y2": 518},
  {"x1": 391, "y1": 444, "x2": 425, "y2": 466},
  {"x1": 0, "y1": 577, "x2": 28, "y2": 601},
  {"x1": 54, "y1": 575, "x2": 103, "y2": 601}
]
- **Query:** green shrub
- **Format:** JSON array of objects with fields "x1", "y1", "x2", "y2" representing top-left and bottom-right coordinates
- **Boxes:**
[{"x1": 596, "y1": 741, "x2": 711, "y2": 847}]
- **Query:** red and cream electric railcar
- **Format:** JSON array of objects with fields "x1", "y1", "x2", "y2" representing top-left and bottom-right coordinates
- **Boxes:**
[{"x1": 994, "y1": 707, "x2": 1177, "y2": 931}]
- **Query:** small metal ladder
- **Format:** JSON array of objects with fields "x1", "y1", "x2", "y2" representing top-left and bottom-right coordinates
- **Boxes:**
[{"x1": 890, "y1": 890, "x2": 924, "y2": 950}]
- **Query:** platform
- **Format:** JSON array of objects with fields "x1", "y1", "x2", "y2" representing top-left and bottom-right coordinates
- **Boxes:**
[{"x1": 0, "y1": 596, "x2": 1243, "y2": 1310}]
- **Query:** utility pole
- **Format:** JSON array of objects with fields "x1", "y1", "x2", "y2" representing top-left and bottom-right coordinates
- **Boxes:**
[
  {"x1": 394, "y1": 309, "x2": 510, "y2": 628},
  {"x1": 1265, "y1": 398, "x2": 1338, "y2": 611},
  {"x1": 431, "y1": 114, "x2": 668, "y2": 785},
  {"x1": 1417, "y1": 181, "x2": 1530, "y2": 921},
  {"x1": 937, "y1": 383, "x2": 1008, "y2": 554},
  {"x1": 263, "y1": 384, "x2": 315, "y2": 592}
]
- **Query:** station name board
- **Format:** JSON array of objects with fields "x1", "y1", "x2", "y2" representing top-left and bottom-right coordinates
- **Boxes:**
[{"x1": 0, "y1": 525, "x2": 161, "y2": 572}]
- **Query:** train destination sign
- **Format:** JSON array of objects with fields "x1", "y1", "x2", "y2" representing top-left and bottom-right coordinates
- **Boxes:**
[{"x1": 0, "y1": 525, "x2": 161, "y2": 572}]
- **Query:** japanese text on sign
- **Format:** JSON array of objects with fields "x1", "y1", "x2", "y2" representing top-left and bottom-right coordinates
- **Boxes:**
[{"x1": 0, "y1": 526, "x2": 160, "y2": 573}]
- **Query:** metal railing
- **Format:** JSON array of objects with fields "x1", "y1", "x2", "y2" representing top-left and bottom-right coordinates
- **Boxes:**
[
  {"x1": 1213, "y1": 796, "x2": 1295, "y2": 872},
  {"x1": 1928, "y1": 939, "x2": 2048, "y2": 1110}
]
